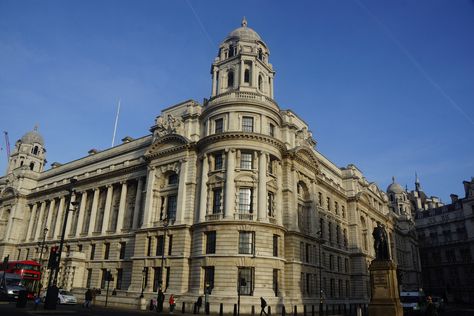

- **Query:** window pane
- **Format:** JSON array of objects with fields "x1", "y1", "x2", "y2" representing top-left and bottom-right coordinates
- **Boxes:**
[
  {"x1": 239, "y1": 231, "x2": 254, "y2": 254},
  {"x1": 238, "y1": 188, "x2": 252, "y2": 213},
  {"x1": 215, "y1": 119, "x2": 223, "y2": 133},
  {"x1": 240, "y1": 153, "x2": 253, "y2": 169},
  {"x1": 242, "y1": 117, "x2": 253, "y2": 132},
  {"x1": 238, "y1": 267, "x2": 253, "y2": 295},
  {"x1": 214, "y1": 153, "x2": 223, "y2": 170},
  {"x1": 213, "y1": 189, "x2": 222, "y2": 214},
  {"x1": 167, "y1": 195, "x2": 177, "y2": 220},
  {"x1": 168, "y1": 173, "x2": 178, "y2": 185},
  {"x1": 206, "y1": 231, "x2": 216, "y2": 254}
]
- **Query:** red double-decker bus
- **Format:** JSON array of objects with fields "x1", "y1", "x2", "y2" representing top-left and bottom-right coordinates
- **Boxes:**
[{"x1": 0, "y1": 260, "x2": 41, "y2": 299}]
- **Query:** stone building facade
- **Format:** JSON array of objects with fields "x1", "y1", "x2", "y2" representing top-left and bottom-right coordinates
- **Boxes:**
[
  {"x1": 415, "y1": 178, "x2": 474, "y2": 303},
  {"x1": 0, "y1": 19, "x2": 420, "y2": 310}
]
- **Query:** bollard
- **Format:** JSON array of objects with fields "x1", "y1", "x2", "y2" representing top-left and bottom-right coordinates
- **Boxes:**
[
  {"x1": 293, "y1": 305, "x2": 297, "y2": 316},
  {"x1": 252, "y1": 305, "x2": 255, "y2": 316},
  {"x1": 282, "y1": 305, "x2": 286, "y2": 316},
  {"x1": 234, "y1": 304, "x2": 237, "y2": 316},
  {"x1": 304, "y1": 305, "x2": 307, "y2": 316},
  {"x1": 268, "y1": 306, "x2": 272, "y2": 316},
  {"x1": 182, "y1": 302, "x2": 186, "y2": 314},
  {"x1": 220, "y1": 303, "x2": 223, "y2": 316}
]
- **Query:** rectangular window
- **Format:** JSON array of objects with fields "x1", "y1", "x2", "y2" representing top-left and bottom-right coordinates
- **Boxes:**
[
  {"x1": 156, "y1": 235, "x2": 164, "y2": 256},
  {"x1": 116, "y1": 268, "x2": 123, "y2": 290},
  {"x1": 306, "y1": 244, "x2": 310, "y2": 263},
  {"x1": 101, "y1": 268, "x2": 107, "y2": 289},
  {"x1": 147, "y1": 236, "x2": 152, "y2": 256},
  {"x1": 319, "y1": 218, "x2": 324, "y2": 237},
  {"x1": 300, "y1": 242, "x2": 304, "y2": 262},
  {"x1": 214, "y1": 153, "x2": 223, "y2": 170},
  {"x1": 86, "y1": 269, "x2": 92, "y2": 288},
  {"x1": 168, "y1": 235, "x2": 173, "y2": 255},
  {"x1": 329, "y1": 255, "x2": 334, "y2": 270},
  {"x1": 119, "y1": 242, "x2": 126, "y2": 259},
  {"x1": 269, "y1": 123, "x2": 275, "y2": 137},
  {"x1": 239, "y1": 231, "x2": 255, "y2": 255},
  {"x1": 327, "y1": 197, "x2": 331, "y2": 211},
  {"x1": 318, "y1": 192, "x2": 323, "y2": 206},
  {"x1": 153, "y1": 267, "x2": 162, "y2": 291},
  {"x1": 273, "y1": 235, "x2": 279, "y2": 257},
  {"x1": 273, "y1": 269, "x2": 279, "y2": 296},
  {"x1": 104, "y1": 243, "x2": 110, "y2": 260},
  {"x1": 204, "y1": 266, "x2": 215, "y2": 294},
  {"x1": 143, "y1": 267, "x2": 149, "y2": 288},
  {"x1": 206, "y1": 231, "x2": 216, "y2": 254},
  {"x1": 240, "y1": 152, "x2": 253, "y2": 169},
  {"x1": 165, "y1": 267, "x2": 170, "y2": 291},
  {"x1": 167, "y1": 195, "x2": 177, "y2": 220},
  {"x1": 337, "y1": 256, "x2": 342, "y2": 272},
  {"x1": 213, "y1": 188, "x2": 222, "y2": 214},
  {"x1": 267, "y1": 192, "x2": 274, "y2": 217},
  {"x1": 215, "y1": 118, "x2": 223, "y2": 133},
  {"x1": 238, "y1": 267, "x2": 254, "y2": 295},
  {"x1": 90, "y1": 244, "x2": 96, "y2": 260},
  {"x1": 242, "y1": 116, "x2": 254, "y2": 132},
  {"x1": 238, "y1": 188, "x2": 253, "y2": 213},
  {"x1": 328, "y1": 222, "x2": 332, "y2": 242},
  {"x1": 168, "y1": 173, "x2": 179, "y2": 185},
  {"x1": 330, "y1": 278, "x2": 335, "y2": 297},
  {"x1": 342, "y1": 206, "x2": 345, "y2": 218},
  {"x1": 345, "y1": 258, "x2": 349, "y2": 273},
  {"x1": 335, "y1": 201, "x2": 339, "y2": 215}
]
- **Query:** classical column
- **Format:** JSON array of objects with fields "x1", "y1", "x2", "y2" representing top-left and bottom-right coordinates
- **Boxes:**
[
  {"x1": 258, "y1": 151, "x2": 267, "y2": 221},
  {"x1": 224, "y1": 149, "x2": 235, "y2": 219},
  {"x1": 88, "y1": 188, "x2": 100, "y2": 235},
  {"x1": 132, "y1": 178, "x2": 144, "y2": 229},
  {"x1": 176, "y1": 159, "x2": 188, "y2": 224},
  {"x1": 142, "y1": 167, "x2": 157, "y2": 228},
  {"x1": 54, "y1": 197, "x2": 65, "y2": 239},
  {"x1": 64, "y1": 194, "x2": 75, "y2": 237},
  {"x1": 269, "y1": 77, "x2": 274, "y2": 98},
  {"x1": 240, "y1": 60, "x2": 244, "y2": 85},
  {"x1": 76, "y1": 192, "x2": 88, "y2": 236},
  {"x1": 212, "y1": 67, "x2": 217, "y2": 96},
  {"x1": 45, "y1": 199, "x2": 56, "y2": 239},
  {"x1": 116, "y1": 181, "x2": 128, "y2": 232},
  {"x1": 34, "y1": 201, "x2": 46, "y2": 241},
  {"x1": 26, "y1": 203, "x2": 38, "y2": 241},
  {"x1": 101, "y1": 185, "x2": 114, "y2": 234},
  {"x1": 199, "y1": 154, "x2": 209, "y2": 223},
  {"x1": 276, "y1": 162, "x2": 283, "y2": 225}
]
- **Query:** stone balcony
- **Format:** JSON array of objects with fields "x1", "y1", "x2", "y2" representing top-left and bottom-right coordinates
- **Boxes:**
[{"x1": 204, "y1": 90, "x2": 279, "y2": 112}]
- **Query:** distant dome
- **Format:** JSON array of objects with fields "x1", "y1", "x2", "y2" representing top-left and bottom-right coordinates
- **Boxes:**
[
  {"x1": 225, "y1": 17, "x2": 263, "y2": 43},
  {"x1": 20, "y1": 127, "x2": 44, "y2": 146},
  {"x1": 387, "y1": 177, "x2": 404, "y2": 194}
]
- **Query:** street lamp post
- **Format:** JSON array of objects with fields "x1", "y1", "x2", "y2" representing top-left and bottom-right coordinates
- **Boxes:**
[
  {"x1": 37, "y1": 227, "x2": 48, "y2": 297},
  {"x1": 44, "y1": 178, "x2": 77, "y2": 310},
  {"x1": 317, "y1": 230, "x2": 325, "y2": 316}
]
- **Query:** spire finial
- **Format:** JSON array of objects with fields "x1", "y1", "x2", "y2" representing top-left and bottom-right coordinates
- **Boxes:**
[
  {"x1": 415, "y1": 172, "x2": 420, "y2": 184},
  {"x1": 241, "y1": 16, "x2": 248, "y2": 27},
  {"x1": 392, "y1": 176, "x2": 395, "y2": 183}
]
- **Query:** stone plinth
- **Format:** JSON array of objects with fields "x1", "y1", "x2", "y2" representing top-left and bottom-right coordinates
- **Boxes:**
[{"x1": 368, "y1": 260, "x2": 403, "y2": 316}]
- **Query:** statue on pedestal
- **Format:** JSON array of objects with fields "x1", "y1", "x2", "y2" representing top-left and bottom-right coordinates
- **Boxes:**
[{"x1": 372, "y1": 223, "x2": 390, "y2": 260}]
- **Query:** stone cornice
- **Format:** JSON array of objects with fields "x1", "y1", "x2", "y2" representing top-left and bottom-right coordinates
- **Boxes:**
[{"x1": 197, "y1": 132, "x2": 287, "y2": 154}]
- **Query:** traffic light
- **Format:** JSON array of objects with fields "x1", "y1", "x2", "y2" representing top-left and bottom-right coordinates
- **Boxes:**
[{"x1": 48, "y1": 246, "x2": 60, "y2": 269}]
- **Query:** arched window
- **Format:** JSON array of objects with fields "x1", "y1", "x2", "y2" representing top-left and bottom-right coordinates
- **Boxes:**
[
  {"x1": 258, "y1": 75, "x2": 263, "y2": 91},
  {"x1": 32, "y1": 146, "x2": 39, "y2": 155},
  {"x1": 227, "y1": 70, "x2": 234, "y2": 88},
  {"x1": 244, "y1": 69, "x2": 250, "y2": 83},
  {"x1": 229, "y1": 45, "x2": 235, "y2": 58},
  {"x1": 29, "y1": 162, "x2": 35, "y2": 171},
  {"x1": 258, "y1": 48, "x2": 263, "y2": 61}
]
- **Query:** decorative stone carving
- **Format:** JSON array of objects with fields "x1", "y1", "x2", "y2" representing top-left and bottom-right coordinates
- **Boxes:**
[{"x1": 154, "y1": 114, "x2": 184, "y2": 137}]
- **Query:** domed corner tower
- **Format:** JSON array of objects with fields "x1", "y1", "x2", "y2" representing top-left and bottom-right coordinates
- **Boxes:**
[
  {"x1": 387, "y1": 177, "x2": 411, "y2": 216},
  {"x1": 210, "y1": 17, "x2": 275, "y2": 100},
  {"x1": 6, "y1": 126, "x2": 47, "y2": 175}
]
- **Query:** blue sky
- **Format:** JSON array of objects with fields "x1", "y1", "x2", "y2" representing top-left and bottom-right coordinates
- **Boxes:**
[{"x1": 0, "y1": 0, "x2": 473, "y2": 202}]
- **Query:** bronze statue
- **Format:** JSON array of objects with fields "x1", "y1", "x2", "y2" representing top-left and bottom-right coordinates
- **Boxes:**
[{"x1": 372, "y1": 223, "x2": 390, "y2": 260}]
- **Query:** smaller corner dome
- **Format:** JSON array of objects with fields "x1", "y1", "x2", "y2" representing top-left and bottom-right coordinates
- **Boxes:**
[
  {"x1": 225, "y1": 17, "x2": 263, "y2": 43},
  {"x1": 20, "y1": 127, "x2": 44, "y2": 146},
  {"x1": 387, "y1": 177, "x2": 404, "y2": 194}
]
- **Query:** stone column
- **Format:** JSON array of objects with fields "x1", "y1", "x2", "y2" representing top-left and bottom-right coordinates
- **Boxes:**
[
  {"x1": 132, "y1": 178, "x2": 144, "y2": 229},
  {"x1": 64, "y1": 195, "x2": 75, "y2": 237},
  {"x1": 142, "y1": 167, "x2": 157, "y2": 228},
  {"x1": 269, "y1": 77, "x2": 274, "y2": 98},
  {"x1": 240, "y1": 60, "x2": 244, "y2": 85},
  {"x1": 76, "y1": 192, "x2": 88, "y2": 236},
  {"x1": 46, "y1": 199, "x2": 57, "y2": 239},
  {"x1": 88, "y1": 188, "x2": 100, "y2": 235},
  {"x1": 54, "y1": 197, "x2": 65, "y2": 239},
  {"x1": 224, "y1": 149, "x2": 235, "y2": 219},
  {"x1": 101, "y1": 185, "x2": 114, "y2": 234},
  {"x1": 258, "y1": 151, "x2": 267, "y2": 221},
  {"x1": 199, "y1": 154, "x2": 209, "y2": 223},
  {"x1": 34, "y1": 201, "x2": 46, "y2": 241},
  {"x1": 276, "y1": 162, "x2": 283, "y2": 225},
  {"x1": 212, "y1": 67, "x2": 217, "y2": 96},
  {"x1": 116, "y1": 181, "x2": 128, "y2": 232},
  {"x1": 176, "y1": 159, "x2": 188, "y2": 224},
  {"x1": 26, "y1": 203, "x2": 38, "y2": 241}
]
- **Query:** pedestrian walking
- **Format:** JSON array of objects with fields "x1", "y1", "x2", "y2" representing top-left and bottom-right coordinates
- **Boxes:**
[
  {"x1": 196, "y1": 296, "x2": 203, "y2": 314},
  {"x1": 425, "y1": 296, "x2": 438, "y2": 316},
  {"x1": 157, "y1": 288, "x2": 165, "y2": 313},
  {"x1": 260, "y1": 297, "x2": 268, "y2": 316},
  {"x1": 83, "y1": 288, "x2": 93, "y2": 308},
  {"x1": 169, "y1": 294, "x2": 176, "y2": 314}
]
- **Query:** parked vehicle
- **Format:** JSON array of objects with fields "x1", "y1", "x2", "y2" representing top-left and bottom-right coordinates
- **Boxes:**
[
  {"x1": 0, "y1": 260, "x2": 41, "y2": 299},
  {"x1": 41, "y1": 289, "x2": 77, "y2": 305},
  {"x1": 0, "y1": 272, "x2": 27, "y2": 301},
  {"x1": 400, "y1": 291, "x2": 426, "y2": 315}
]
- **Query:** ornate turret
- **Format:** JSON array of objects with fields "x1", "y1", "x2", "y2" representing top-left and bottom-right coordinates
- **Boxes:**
[
  {"x1": 6, "y1": 126, "x2": 46, "y2": 174},
  {"x1": 210, "y1": 18, "x2": 275, "y2": 99}
]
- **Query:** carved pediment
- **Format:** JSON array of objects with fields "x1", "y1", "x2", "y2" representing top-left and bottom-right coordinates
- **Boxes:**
[
  {"x1": 288, "y1": 146, "x2": 321, "y2": 175},
  {"x1": 145, "y1": 134, "x2": 190, "y2": 159}
]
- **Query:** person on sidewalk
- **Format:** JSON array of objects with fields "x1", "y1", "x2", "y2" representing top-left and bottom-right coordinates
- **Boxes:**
[
  {"x1": 157, "y1": 288, "x2": 165, "y2": 313},
  {"x1": 196, "y1": 296, "x2": 203, "y2": 314},
  {"x1": 260, "y1": 297, "x2": 268, "y2": 316},
  {"x1": 83, "y1": 288, "x2": 93, "y2": 308},
  {"x1": 169, "y1": 294, "x2": 176, "y2": 314},
  {"x1": 425, "y1": 296, "x2": 438, "y2": 316}
]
